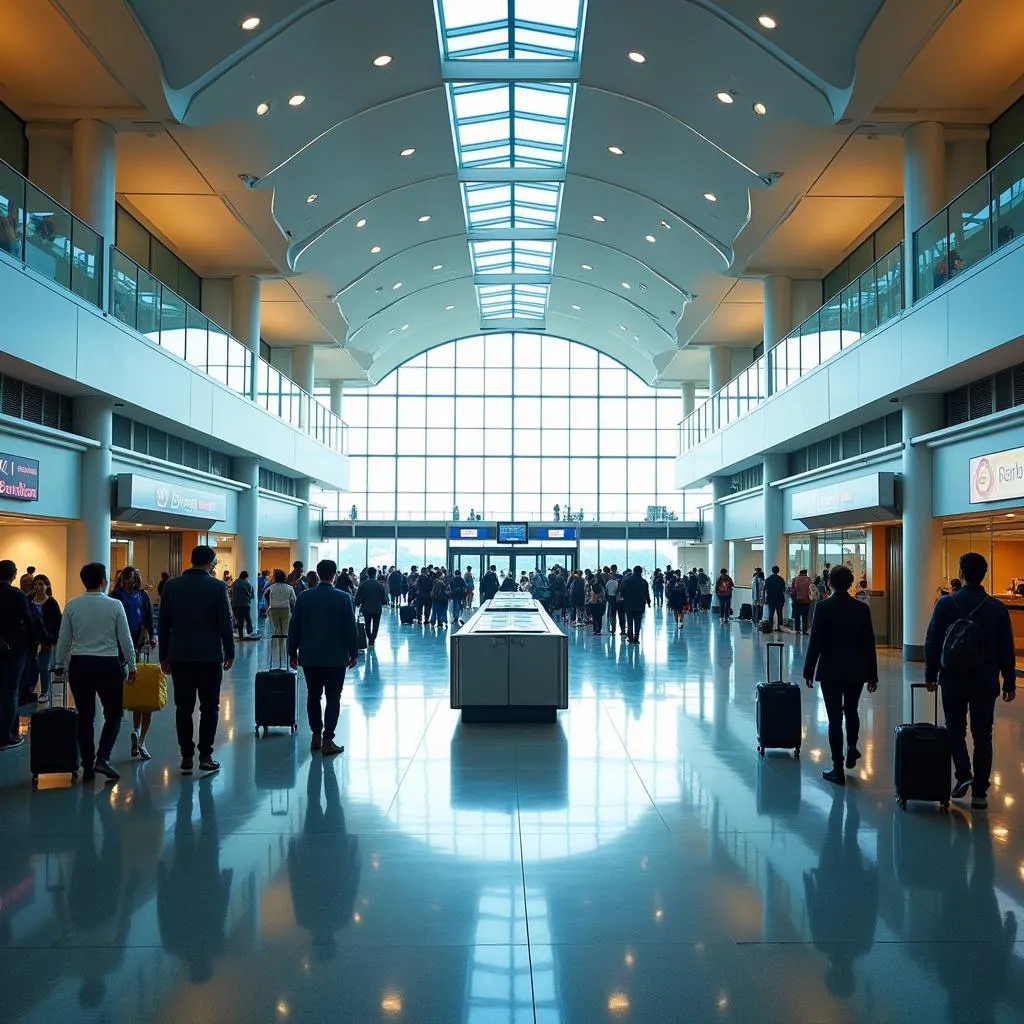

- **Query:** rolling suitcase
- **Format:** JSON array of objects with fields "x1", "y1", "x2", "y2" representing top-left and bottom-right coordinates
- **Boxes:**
[
  {"x1": 894, "y1": 684, "x2": 951, "y2": 811},
  {"x1": 255, "y1": 636, "x2": 297, "y2": 737},
  {"x1": 739, "y1": 603, "x2": 753, "y2": 620},
  {"x1": 356, "y1": 616, "x2": 368, "y2": 651},
  {"x1": 30, "y1": 676, "x2": 79, "y2": 785},
  {"x1": 756, "y1": 641, "x2": 802, "y2": 757},
  {"x1": 399, "y1": 604, "x2": 415, "y2": 625}
]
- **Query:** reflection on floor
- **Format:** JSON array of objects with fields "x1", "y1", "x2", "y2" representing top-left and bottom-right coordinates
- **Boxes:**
[{"x1": 2, "y1": 608, "x2": 1024, "y2": 1023}]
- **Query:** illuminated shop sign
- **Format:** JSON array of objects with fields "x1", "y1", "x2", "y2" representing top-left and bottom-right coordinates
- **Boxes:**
[
  {"x1": 0, "y1": 452, "x2": 39, "y2": 501},
  {"x1": 970, "y1": 447, "x2": 1024, "y2": 504}
]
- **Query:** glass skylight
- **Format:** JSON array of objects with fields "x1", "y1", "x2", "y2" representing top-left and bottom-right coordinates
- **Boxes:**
[
  {"x1": 478, "y1": 283, "x2": 549, "y2": 320},
  {"x1": 436, "y1": 0, "x2": 586, "y2": 61},
  {"x1": 463, "y1": 182, "x2": 562, "y2": 231},
  {"x1": 449, "y1": 82, "x2": 575, "y2": 169},
  {"x1": 470, "y1": 239, "x2": 555, "y2": 276}
]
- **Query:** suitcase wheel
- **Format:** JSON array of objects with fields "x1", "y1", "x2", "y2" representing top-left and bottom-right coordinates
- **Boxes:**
[
  {"x1": 70, "y1": 773, "x2": 77, "y2": 784},
  {"x1": 898, "y1": 797, "x2": 907, "y2": 810},
  {"x1": 941, "y1": 802, "x2": 949, "y2": 813},
  {"x1": 31, "y1": 775, "x2": 38, "y2": 787},
  {"x1": 757, "y1": 745, "x2": 765, "y2": 757},
  {"x1": 793, "y1": 747, "x2": 800, "y2": 757},
  {"x1": 291, "y1": 724, "x2": 297, "y2": 733}
]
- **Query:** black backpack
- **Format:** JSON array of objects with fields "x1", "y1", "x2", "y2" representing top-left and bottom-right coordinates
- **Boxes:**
[{"x1": 940, "y1": 594, "x2": 988, "y2": 675}]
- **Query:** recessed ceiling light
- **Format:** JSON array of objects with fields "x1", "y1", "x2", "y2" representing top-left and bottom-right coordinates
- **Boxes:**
[
  {"x1": 400, "y1": 147, "x2": 416, "y2": 157},
  {"x1": 619, "y1": 324, "x2": 628, "y2": 331},
  {"x1": 432, "y1": 264, "x2": 443, "y2": 271},
  {"x1": 306, "y1": 193, "x2": 318, "y2": 204},
  {"x1": 445, "y1": 304, "x2": 455, "y2": 310},
  {"x1": 356, "y1": 218, "x2": 367, "y2": 228},
  {"x1": 135, "y1": 523, "x2": 143, "y2": 527},
  {"x1": 288, "y1": 94, "x2": 307, "y2": 106},
  {"x1": 241, "y1": 16, "x2": 261, "y2": 30},
  {"x1": 370, "y1": 245, "x2": 381, "y2": 254},
  {"x1": 389, "y1": 328, "x2": 397, "y2": 336},
  {"x1": 401, "y1": 324, "x2": 409, "y2": 331},
  {"x1": 757, "y1": 14, "x2": 777, "y2": 29},
  {"x1": 581, "y1": 263, "x2": 593, "y2": 270},
  {"x1": 608, "y1": 145, "x2": 624, "y2": 156},
  {"x1": 704, "y1": 192, "x2": 717, "y2": 202},
  {"x1": 660, "y1": 219, "x2": 671, "y2": 230},
  {"x1": 592, "y1": 214, "x2": 606, "y2": 223},
  {"x1": 417, "y1": 214, "x2": 431, "y2": 223},
  {"x1": 716, "y1": 91, "x2": 734, "y2": 104},
  {"x1": 372, "y1": 54, "x2": 393, "y2": 67},
  {"x1": 627, "y1": 51, "x2": 646, "y2": 64},
  {"x1": 571, "y1": 304, "x2": 581, "y2": 310},
  {"x1": 621, "y1": 281, "x2": 632, "y2": 289},
  {"x1": 753, "y1": 102, "x2": 767, "y2": 116},
  {"x1": 645, "y1": 234, "x2": 656, "y2": 243},
  {"x1": 392, "y1": 281, "x2": 402, "y2": 290},
  {"x1": 256, "y1": 102, "x2": 270, "y2": 116}
]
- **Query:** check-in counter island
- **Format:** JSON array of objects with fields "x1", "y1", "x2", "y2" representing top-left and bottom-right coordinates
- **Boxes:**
[{"x1": 450, "y1": 594, "x2": 569, "y2": 723}]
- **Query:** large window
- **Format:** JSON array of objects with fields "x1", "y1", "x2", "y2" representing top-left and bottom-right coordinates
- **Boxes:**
[{"x1": 316, "y1": 334, "x2": 708, "y2": 522}]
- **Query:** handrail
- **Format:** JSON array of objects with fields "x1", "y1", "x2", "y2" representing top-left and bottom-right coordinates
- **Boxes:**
[{"x1": 678, "y1": 241, "x2": 905, "y2": 454}]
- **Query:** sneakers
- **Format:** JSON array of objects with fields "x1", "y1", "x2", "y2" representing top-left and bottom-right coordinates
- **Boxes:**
[
  {"x1": 138, "y1": 743, "x2": 152, "y2": 761},
  {"x1": 972, "y1": 796, "x2": 988, "y2": 810},
  {"x1": 0, "y1": 737, "x2": 24, "y2": 751},
  {"x1": 198, "y1": 756, "x2": 221, "y2": 774},
  {"x1": 36, "y1": 693, "x2": 49, "y2": 705},
  {"x1": 311, "y1": 732, "x2": 322, "y2": 752},
  {"x1": 130, "y1": 732, "x2": 140, "y2": 758},
  {"x1": 321, "y1": 739, "x2": 344, "y2": 757},
  {"x1": 845, "y1": 746, "x2": 861, "y2": 770},
  {"x1": 94, "y1": 758, "x2": 120, "y2": 781},
  {"x1": 181, "y1": 757, "x2": 194, "y2": 775},
  {"x1": 81, "y1": 767, "x2": 95, "y2": 781},
  {"x1": 821, "y1": 767, "x2": 846, "y2": 786},
  {"x1": 952, "y1": 776, "x2": 974, "y2": 800}
]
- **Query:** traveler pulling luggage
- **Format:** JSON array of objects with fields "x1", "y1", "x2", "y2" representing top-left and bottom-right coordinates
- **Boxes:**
[
  {"x1": 30, "y1": 673, "x2": 79, "y2": 785},
  {"x1": 255, "y1": 634, "x2": 298, "y2": 736},
  {"x1": 894, "y1": 683, "x2": 951, "y2": 811},
  {"x1": 756, "y1": 641, "x2": 802, "y2": 757}
]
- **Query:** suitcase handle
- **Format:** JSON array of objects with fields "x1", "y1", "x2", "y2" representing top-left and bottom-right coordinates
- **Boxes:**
[
  {"x1": 269, "y1": 634, "x2": 289, "y2": 671},
  {"x1": 765, "y1": 641, "x2": 785, "y2": 684},
  {"x1": 910, "y1": 683, "x2": 940, "y2": 725}
]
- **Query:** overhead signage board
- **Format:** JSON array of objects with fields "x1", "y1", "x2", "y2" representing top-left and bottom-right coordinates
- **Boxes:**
[
  {"x1": 496, "y1": 521, "x2": 528, "y2": 544},
  {"x1": 0, "y1": 452, "x2": 39, "y2": 502},
  {"x1": 448, "y1": 527, "x2": 494, "y2": 540},
  {"x1": 791, "y1": 472, "x2": 897, "y2": 525},
  {"x1": 970, "y1": 446, "x2": 1024, "y2": 504},
  {"x1": 532, "y1": 527, "x2": 577, "y2": 541},
  {"x1": 116, "y1": 473, "x2": 228, "y2": 521}
]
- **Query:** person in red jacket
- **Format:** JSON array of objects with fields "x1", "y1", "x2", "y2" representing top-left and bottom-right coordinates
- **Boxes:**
[
  {"x1": 791, "y1": 569, "x2": 813, "y2": 634},
  {"x1": 715, "y1": 569, "x2": 735, "y2": 622}
]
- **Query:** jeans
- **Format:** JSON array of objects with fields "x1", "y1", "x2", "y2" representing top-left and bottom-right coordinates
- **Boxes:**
[
  {"x1": 430, "y1": 600, "x2": 447, "y2": 625},
  {"x1": 591, "y1": 602, "x2": 605, "y2": 633},
  {"x1": 793, "y1": 601, "x2": 811, "y2": 633},
  {"x1": 718, "y1": 596, "x2": 732, "y2": 620},
  {"x1": 0, "y1": 651, "x2": 25, "y2": 744},
  {"x1": 303, "y1": 665, "x2": 346, "y2": 741},
  {"x1": 614, "y1": 601, "x2": 626, "y2": 632},
  {"x1": 765, "y1": 600, "x2": 785, "y2": 630},
  {"x1": 363, "y1": 611, "x2": 381, "y2": 643},
  {"x1": 68, "y1": 655, "x2": 124, "y2": 767},
  {"x1": 35, "y1": 647, "x2": 52, "y2": 698},
  {"x1": 450, "y1": 598, "x2": 463, "y2": 622},
  {"x1": 234, "y1": 606, "x2": 253, "y2": 638},
  {"x1": 170, "y1": 661, "x2": 223, "y2": 758},
  {"x1": 942, "y1": 682, "x2": 998, "y2": 796},
  {"x1": 626, "y1": 609, "x2": 643, "y2": 640},
  {"x1": 820, "y1": 679, "x2": 865, "y2": 768}
]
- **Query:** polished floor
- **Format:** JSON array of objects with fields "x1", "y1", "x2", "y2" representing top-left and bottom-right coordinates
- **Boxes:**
[{"x1": 3, "y1": 607, "x2": 1024, "y2": 1023}]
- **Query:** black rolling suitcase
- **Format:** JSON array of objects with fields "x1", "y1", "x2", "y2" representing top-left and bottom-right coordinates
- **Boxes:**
[
  {"x1": 255, "y1": 636, "x2": 297, "y2": 737},
  {"x1": 894, "y1": 684, "x2": 951, "y2": 811},
  {"x1": 399, "y1": 603, "x2": 415, "y2": 625},
  {"x1": 756, "y1": 641, "x2": 802, "y2": 757},
  {"x1": 30, "y1": 677, "x2": 79, "y2": 785},
  {"x1": 356, "y1": 616, "x2": 368, "y2": 651},
  {"x1": 739, "y1": 603, "x2": 753, "y2": 620}
]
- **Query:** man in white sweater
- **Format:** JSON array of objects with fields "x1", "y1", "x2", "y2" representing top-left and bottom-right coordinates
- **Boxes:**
[{"x1": 54, "y1": 562, "x2": 136, "y2": 782}]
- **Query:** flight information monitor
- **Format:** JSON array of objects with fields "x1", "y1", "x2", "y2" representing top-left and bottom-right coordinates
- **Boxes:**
[{"x1": 496, "y1": 521, "x2": 528, "y2": 544}]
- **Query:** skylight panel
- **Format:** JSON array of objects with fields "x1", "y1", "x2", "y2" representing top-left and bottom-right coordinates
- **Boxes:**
[
  {"x1": 437, "y1": 0, "x2": 585, "y2": 61},
  {"x1": 477, "y1": 282, "x2": 550, "y2": 320},
  {"x1": 470, "y1": 240, "x2": 555, "y2": 276}
]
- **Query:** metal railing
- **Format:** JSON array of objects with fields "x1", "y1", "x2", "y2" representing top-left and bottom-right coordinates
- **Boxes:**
[{"x1": 678, "y1": 242, "x2": 904, "y2": 452}]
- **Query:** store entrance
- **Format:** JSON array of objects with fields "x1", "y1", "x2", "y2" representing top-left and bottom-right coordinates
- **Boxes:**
[
  {"x1": 110, "y1": 526, "x2": 184, "y2": 599},
  {"x1": 448, "y1": 546, "x2": 577, "y2": 582}
]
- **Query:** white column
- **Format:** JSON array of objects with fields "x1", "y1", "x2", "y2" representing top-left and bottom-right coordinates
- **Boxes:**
[
  {"x1": 26, "y1": 123, "x2": 72, "y2": 207},
  {"x1": 681, "y1": 382, "x2": 696, "y2": 420},
  {"x1": 709, "y1": 476, "x2": 729, "y2": 579},
  {"x1": 329, "y1": 379, "x2": 344, "y2": 418},
  {"x1": 295, "y1": 478, "x2": 311, "y2": 570},
  {"x1": 71, "y1": 397, "x2": 112, "y2": 597},
  {"x1": 762, "y1": 452, "x2": 788, "y2": 575},
  {"x1": 201, "y1": 278, "x2": 233, "y2": 334},
  {"x1": 763, "y1": 276, "x2": 792, "y2": 397},
  {"x1": 236, "y1": 457, "x2": 260, "y2": 632},
  {"x1": 231, "y1": 276, "x2": 262, "y2": 399},
  {"x1": 902, "y1": 395, "x2": 944, "y2": 661},
  {"x1": 708, "y1": 346, "x2": 732, "y2": 395},
  {"x1": 291, "y1": 345, "x2": 316, "y2": 429},
  {"x1": 903, "y1": 121, "x2": 947, "y2": 306},
  {"x1": 71, "y1": 119, "x2": 116, "y2": 308}
]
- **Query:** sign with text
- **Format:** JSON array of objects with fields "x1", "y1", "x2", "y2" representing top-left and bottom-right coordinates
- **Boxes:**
[
  {"x1": 533, "y1": 527, "x2": 577, "y2": 541},
  {"x1": 791, "y1": 472, "x2": 896, "y2": 523},
  {"x1": 970, "y1": 447, "x2": 1024, "y2": 504},
  {"x1": 0, "y1": 452, "x2": 39, "y2": 501},
  {"x1": 448, "y1": 527, "x2": 493, "y2": 540},
  {"x1": 117, "y1": 473, "x2": 227, "y2": 521}
]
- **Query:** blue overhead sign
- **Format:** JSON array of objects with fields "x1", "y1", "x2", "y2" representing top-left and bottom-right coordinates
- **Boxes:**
[
  {"x1": 532, "y1": 527, "x2": 577, "y2": 541},
  {"x1": 448, "y1": 526, "x2": 494, "y2": 540}
]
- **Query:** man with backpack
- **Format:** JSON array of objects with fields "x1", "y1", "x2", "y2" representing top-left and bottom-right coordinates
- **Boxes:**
[
  {"x1": 479, "y1": 565, "x2": 500, "y2": 604},
  {"x1": 925, "y1": 551, "x2": 1016, "y2": 810}
]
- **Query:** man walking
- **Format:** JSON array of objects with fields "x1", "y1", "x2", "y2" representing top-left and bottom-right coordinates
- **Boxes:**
[
  {"x1": 715, "y1": 568, "x2": 735, "y2": 622},
  {"x1": 354, "y1": 567, "x2": 387, "y2": 647},
  {"x1": 618, "y1": 566, "x2": 652, "y2": 644},
  {"x1": 480, "y1": 565, "x2": 500, "y2": 604},
  {"x1": 791, "y1": 569, "x2": 813, "y2": 634},
  {"x1": 288, "y1": 560, "x2": 360, "y2": 756},
  {"x1": 159, "y1": 545, "x2": 235, "y2": 775},
  {"x1": 449, "y1": 569, "x2": 467, "y2": 625},
  {"x1": 925, "y1": 551, "x2": 1016, "y2": 810},
  {"x1": 803, "y1": 566, "x2": 878, "y2": 786},
  {"x1": 764, "y1": 566, "x2": 787, "y2": 631},
  {"x1": 0, "y1": 560, "x2": 33, "y2": 750}
]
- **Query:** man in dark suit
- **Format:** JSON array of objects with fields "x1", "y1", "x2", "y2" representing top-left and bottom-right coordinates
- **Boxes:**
[
  {"x1": 288, "y1": 559, "x2": 359, "y2": 756},
  {"x1": 803, "y1": 565, "x2": 878, "y2": 786},
  {"x1": 618, "y1": 566, "x2": 652, "y2": 644},
  {"x1": 159, "y1": 545, "x2": 235, "y2": 775},
  {"x1": 479, "y1": 565, "x2": 500, "y2": 604}
]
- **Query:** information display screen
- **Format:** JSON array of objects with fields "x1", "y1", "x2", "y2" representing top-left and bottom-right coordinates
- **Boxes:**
[{"x1": 496, "y1": 521, "x2": 528, "y2": 544}]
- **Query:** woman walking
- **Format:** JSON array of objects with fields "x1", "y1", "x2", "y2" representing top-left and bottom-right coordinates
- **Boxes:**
[
  {"x1": 266, "y1": 569, "x2": 296, "y2": 662},
  {"x1": 111, "y1": 566, "x2": 156, "y2": 759},
  {"x1": 28, "y1": 575, "x2": 62, "y2": 705}
]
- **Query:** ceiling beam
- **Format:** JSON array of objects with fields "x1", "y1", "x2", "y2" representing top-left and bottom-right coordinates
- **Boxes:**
[{"x1": 441, "y1": 59, "x2": 580, "y2": 82}]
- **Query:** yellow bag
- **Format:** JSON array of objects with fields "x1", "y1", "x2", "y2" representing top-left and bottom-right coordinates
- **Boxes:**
[{"x1": 124, "y1": 661, "x2": 168, "y2": 712}]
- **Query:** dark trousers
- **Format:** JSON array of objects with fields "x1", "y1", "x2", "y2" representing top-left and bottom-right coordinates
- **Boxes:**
[
  {"x1": 417, "y1": 596, "x2": 430, "y2": 622},
  {"x1": 613, "y1": 602, "x2": 626, "y2": 632},
  {"x1": 942, "y1": 684, "x2": 998, "y2": 796},
  {"x1": 0, "y1": 651, "x2": 25, "y2": 744},
  {"x1": 68, "y1": 655, "x2": 123, "y2": 767},
  {"x1": 170, "y1": 661, "x2": 223, "y2": 758},
  {"x1": 820, "y1": 679, "x2": 865, "y2": 768},
  {"x1": 303, "y1": 665, "x2": 346, "y2": 741},
  {"x1": 718, "y1": 596, "x2": 732, "y2": 620},
  {"x1": 765, "y1": 600, "x2": 784, "y2": 630},
  {"x1": 626, "y1": 609, "x2": 643, "y2": 640},
  {"x1": 363, "y1": 611, "x2": 381, "y2": 643},
  {"x1": 794, "y1": 601, "x2": 810, "y2": 633},
  {"x1": 591, "y1": 602, "x2": 605, "y2": 633},
  {"x1": 234, "y1": 606, "x2": 253, "y2": 638}
]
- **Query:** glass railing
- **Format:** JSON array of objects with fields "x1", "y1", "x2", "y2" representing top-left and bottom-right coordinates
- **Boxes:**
[
  {"x1": 915, "y1": 140, "x2": 1024, "y2": 301},
  {"x1": 0, "y1": 158, "x2": 103, "y2": 307},
  {"x1": 678, "y1": 242, "x2": 904, "y2": 453}
]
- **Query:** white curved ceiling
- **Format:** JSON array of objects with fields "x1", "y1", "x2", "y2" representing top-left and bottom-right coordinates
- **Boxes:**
[{"x1": 124, "y1": 0, "x2": 887, "y2": 382}]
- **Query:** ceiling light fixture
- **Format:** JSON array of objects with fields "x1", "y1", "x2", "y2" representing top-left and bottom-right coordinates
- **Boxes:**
[
  {"x1": 627, "y1": 51, "x2": 646, "y2": 64},
  {"x1": 581, "y1": 263, "x2": 593, "y2": 270},
  {"x1": 608, "y1": 145, "x2": 624, "y2": 155},
  {"x1": 392, "y1": 281, "x2": 403, "y2": 290},
  {"x1": 256, "y1": 102, "x2": 270, "y2": 116},
  {"x1": 660, "y1": 219, "x2": 671, "y2": 230},
  {"x1": 645, "y1": 234, "x2": 656, "y2": 243},
  {"x1": 288, "y1": 94, "x2": 307, "y2": 106},
  {"x1": 372, "y1": 54, "x2": 393, "y2": 67},
  {"x1": 758, "y1": 14, "x2": 777, "y2": 29},
  {"x1": 432, "y1": 264, "x2": 443, "y2": 270},
  {"x1": 592, "y1": 214, "x2": 606, "y2": 223},
  {"x1": 370, "y1": 245, "x2": 382, "y2": 254},
  {"x1": 401, "y1": 324, "x2": 409, "y2": 331},
  {"x1": 445, "y1": 304, "x2": 455, "y2": 310},
  {"x1": 417, "y1": 215, "x2": 431, "y2": 223},
  {"x1": 704, "y1": 192, "x2": 718, "y2": 202},
  {"x1": 400, "y1": 147, "x2": 416, "y2": 157},
  {"x1": 716, "y1": 91, "x2": 734, "y2": 104},
  {"x1": 356, "y1": 218, "x2": 367, "y2": 228},
  {"x1": 306, "y1": 193, "x2": 318, "y2": 204},
  {"x1": 753, "y1": 102, "x2": 767, "y2": 116},
  {"x1": 571, "y1": 304, "x2": 581, "y2": 310},
  {"x1": 619, "y1": 324, "x2": 628, "y2": 331},
  {"x1": 241, "y1": 16, "x2": 261, "y2": 30},
  {"x1": 622, "y1": 282, "x2": 632, "y2": 289}
]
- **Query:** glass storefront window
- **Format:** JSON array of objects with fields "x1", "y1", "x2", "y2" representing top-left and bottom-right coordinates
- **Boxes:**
[{"x1": 787, "y1": 529, "x2": 868, "y2": 589}]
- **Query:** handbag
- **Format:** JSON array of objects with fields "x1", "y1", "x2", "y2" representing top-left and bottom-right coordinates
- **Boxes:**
[{"x1": 123, "y1": 651, "x2": 168, "y2": 713}]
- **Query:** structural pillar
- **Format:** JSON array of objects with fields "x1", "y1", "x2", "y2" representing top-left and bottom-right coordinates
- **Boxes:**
[
  {"x1": 231, "y1": 276, "x2": 262, "y2": 399},
  {"x1": 71, "y1": 119, "x2": 116, "y2": 308},
  {"x1": 901, "y1": 395, "x2": 944, "y2": 661},
  {"x1": 26, "y1": 123, "x2": 72, "y2": 208},
  {"x1": 709, "y1": 476, "x2": 729, "y2": 578},
  {"x1": 708, "y1": 346, "x2": 732, "y2": 396},
  {"x1": 902, "y1": 121, "x2": 947, "y2": 307},
  {"x1": 763, "y1": 276, "x2": 792, "y2": 397},
  {"x1": 236, "y1": 457, "x2": 260, "y2": 632},
  {"x1": 291, "y1": 345, "x2": 316, "y2": 428},
  {"x1": 71, "y1": 397, "x2": 113, "y2": 598},
  {"x1": 295, "y1": 478, "x2": 312, "y2": 570},
  {"x1": 329, "y1": 379, "x2": 344, "y2": 418},
  {"x1": 762, "y1": 452, "x2": 788, "y2": 574}
]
